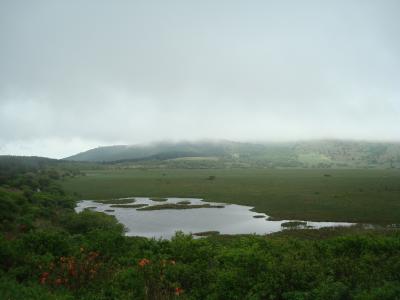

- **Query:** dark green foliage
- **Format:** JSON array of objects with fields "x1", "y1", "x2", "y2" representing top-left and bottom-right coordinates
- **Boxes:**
[
  {"x1": 0, "y1": 188, "x2": 24, "y2": 224},
  {"x1": 61, "y1": 211, "x2": 124, "y2": 235}
]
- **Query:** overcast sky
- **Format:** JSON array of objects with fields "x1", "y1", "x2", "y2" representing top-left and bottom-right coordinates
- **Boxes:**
[{"x1": 1, "y1": 0, "x2": 399, "y2": 158}]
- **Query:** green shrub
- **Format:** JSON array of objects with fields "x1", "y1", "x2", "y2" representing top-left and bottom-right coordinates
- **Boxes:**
[{"x1": 61, "y1": 211, "x2": 124, "y2": 235}]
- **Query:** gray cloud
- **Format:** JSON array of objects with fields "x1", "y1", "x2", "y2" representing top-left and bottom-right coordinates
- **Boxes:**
[{"x1": 1, "y1": 0, "x2": 399, "y2": 158}]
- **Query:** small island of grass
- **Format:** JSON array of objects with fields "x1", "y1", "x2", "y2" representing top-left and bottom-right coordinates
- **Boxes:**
[
  {"x1": 137, "y1": 203, "x2": 225, "y2": 211},
  {"x1": 110, "y1": 204, "x2": 148, "y2": 208},
  {"x1": 177, "y1": 200, "x2": 191, "y2": 205},
  {"x1": 150, "y1": 197, "x2": 168, "y2": 202},
  {"x1": 253, "y1": 215, "x2": 265, "y2": 218},
  {"x1": 94, "y1": 198, "x2": 136, "y2": 204},
  {"x1": 281, "y1": 221, "x2": 307, "y2": 228}
]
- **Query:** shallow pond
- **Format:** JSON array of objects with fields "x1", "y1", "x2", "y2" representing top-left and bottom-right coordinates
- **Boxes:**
[{"x1": 75, "y1": 197, "x2": 353, "y2": 239}]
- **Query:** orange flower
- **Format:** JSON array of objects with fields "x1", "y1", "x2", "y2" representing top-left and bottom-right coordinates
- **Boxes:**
[
  {"x1": 55, "y1": 278, "x2": 63, "y2": 285},
  {"x1": 39, "y1": 272, "x2": 50, "y2": 285},
  {"x1": 138, "y1": 258, "x2": 150, "y2": 267},
  {"x1": 175, "y1": 287, "x2": 183, "y2": 296}
]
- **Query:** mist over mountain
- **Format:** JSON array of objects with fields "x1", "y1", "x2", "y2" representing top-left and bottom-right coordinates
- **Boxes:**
[
  {"x1": 64, "y1": 140, "x2": 400, "y2": 169},
  {"x1": 1, "y1": 1, "x2": 400, "y2": 158}
]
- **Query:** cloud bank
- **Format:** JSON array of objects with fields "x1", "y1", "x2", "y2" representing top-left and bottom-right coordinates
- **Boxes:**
[{"x1": 1, "y1": 0, "x2": 399, "y2": 158}]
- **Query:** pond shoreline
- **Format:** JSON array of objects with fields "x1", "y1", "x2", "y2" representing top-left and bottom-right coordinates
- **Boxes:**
[{"x1": 75, "y1": 196, "x2": 355, "y2": 239}]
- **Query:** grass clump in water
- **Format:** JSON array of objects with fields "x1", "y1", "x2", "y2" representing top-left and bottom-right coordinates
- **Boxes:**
[
  {"x1": 253, "y1": 215, "x2": 265, "y2": 218},
  {"x1": 137, "y1": 203, "x2": 224, "y2": 211},
  {"x1": 110, "y1": 204, "x2": 148, "y2": 208},
  {"x1": 281, "y1": 221, "x2": 308, "y2": 228},
  {"x1": 94, "y1": 198, "x2": 136, "y2": 204},
  {"x1": 150, "y1": 197, "x2": 168, "y2": 202},
  {"x1": 177, "y1": 200, "x2": 191, "y2": 205}
]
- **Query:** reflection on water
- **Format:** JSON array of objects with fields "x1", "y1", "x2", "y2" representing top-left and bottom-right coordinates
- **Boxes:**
[{"x1": 75, "y1": 197, "x2": 353, "y2": 239}]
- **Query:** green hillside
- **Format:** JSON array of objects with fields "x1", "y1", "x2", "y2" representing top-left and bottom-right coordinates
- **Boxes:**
[{"x1": 64, "y1": 140, "x2": 400, "y2": 168}]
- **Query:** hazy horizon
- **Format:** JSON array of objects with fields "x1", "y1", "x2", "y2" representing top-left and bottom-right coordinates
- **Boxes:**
[
  {"x1": 2, "y1": 138, "x2": 400, "y2": 160},
  {"x1": 1, "y1": 1, "x2": 399, "y2": 158}
]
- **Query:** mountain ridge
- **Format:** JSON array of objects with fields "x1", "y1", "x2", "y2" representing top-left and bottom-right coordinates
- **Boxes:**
[{"x1": 63, "y1": 140, "x2": 400, "y2": 168}]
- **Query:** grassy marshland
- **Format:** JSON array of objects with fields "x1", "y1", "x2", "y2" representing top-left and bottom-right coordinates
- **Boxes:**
[{"x1": 63, "y1": 168, "x2": 400, "y2": 224}]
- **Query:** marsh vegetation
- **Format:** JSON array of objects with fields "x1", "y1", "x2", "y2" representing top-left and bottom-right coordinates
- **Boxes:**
[
  {"x1": 94, "y1": 198, "x2": 135, "y2": 204},
  {"x1": 149, "y1": 197, "x2": 168, "y2": 202},
  {"x1": 63, "y1": 168, "x2": 400, "y2": 224},
  {"x1": 281, "y1": 221, "x2": 308, "y2": 228}
]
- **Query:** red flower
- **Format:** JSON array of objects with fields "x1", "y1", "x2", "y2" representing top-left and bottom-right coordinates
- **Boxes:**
[
  {"x1": 175, "y1": 287, "x2": 183, "y2": 296},
  {"x1": 138, "y1": 258, "x2": 150, "y2": 267}
]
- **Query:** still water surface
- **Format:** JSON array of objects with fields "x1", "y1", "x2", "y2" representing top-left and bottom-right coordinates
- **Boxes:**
[{"x1": 75, "y1": 197, "x2": 353, "y2": 239}]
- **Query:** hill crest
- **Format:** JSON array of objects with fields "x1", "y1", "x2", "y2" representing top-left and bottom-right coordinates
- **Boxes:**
[{"x1": 63, "y1": 140, "x2": 400, "y2": 169}]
